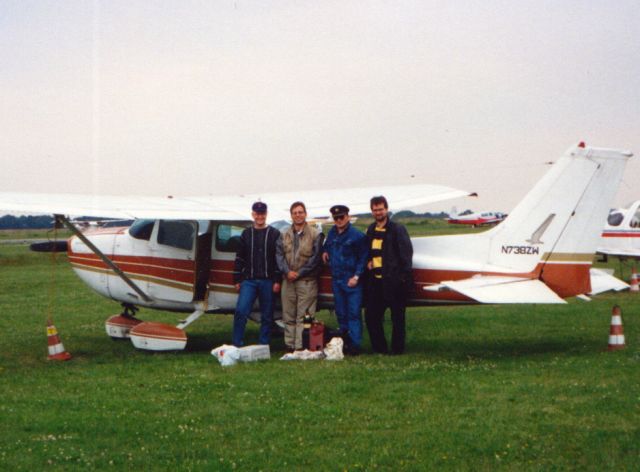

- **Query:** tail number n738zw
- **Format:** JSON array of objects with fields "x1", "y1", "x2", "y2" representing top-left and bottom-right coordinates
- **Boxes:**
[{"x1": 501, "y1": 245, "x2": 540, "y2": 255}]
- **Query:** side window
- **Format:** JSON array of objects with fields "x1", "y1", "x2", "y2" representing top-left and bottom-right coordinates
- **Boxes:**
[
  {"x1": 157, "y1": 220, "x2": 196, "y2": 251},
  {"x1": 216, "y1": 224, "x2": 247, "y2": 252},
  {"x1": 129, "y1": 219, "x2": 155, "y2": 241},
  {"x1": 607, "y1": 211, "x2": 624, "y2": 227},
  {"x1": 630, "y1": 209, "x2": 640, "y2": 229}
]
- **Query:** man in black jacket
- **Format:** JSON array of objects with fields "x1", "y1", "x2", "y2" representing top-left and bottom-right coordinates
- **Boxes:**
[
  {"x1": 232, "y1": 201, "x2": 282, "y2": 347},
  {"x1": 365, "y1": 196, "x2": 414, "y2": 354}
]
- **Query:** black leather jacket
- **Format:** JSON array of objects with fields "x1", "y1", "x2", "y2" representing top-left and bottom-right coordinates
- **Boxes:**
[{"x1": 365, "y1": 219, "x2": 414, "y2": 296}]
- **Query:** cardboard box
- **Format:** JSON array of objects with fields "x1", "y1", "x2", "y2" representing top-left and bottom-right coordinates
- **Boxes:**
[{"x1": 238, "y1": 344, "x2": 271, "y2": 362}]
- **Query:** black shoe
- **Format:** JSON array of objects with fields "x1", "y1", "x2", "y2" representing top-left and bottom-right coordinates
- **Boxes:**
[{"x1": 344, "y1": 345, "x2": 361, "y2": 356}]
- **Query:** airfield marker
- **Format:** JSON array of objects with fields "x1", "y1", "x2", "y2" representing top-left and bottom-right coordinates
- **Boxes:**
[
  {"x1": 46, "y1": 320, "x2": 72, "y2": 361},
  {"x1": 629, "y1": 267, "x2": 639, "y2": 293},
  {"x1": 607, "y1": 306, "x2": 626, "y2": 351}
]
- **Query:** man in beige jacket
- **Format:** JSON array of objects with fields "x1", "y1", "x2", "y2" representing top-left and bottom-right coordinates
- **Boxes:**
[{"x1": 276, "y1": 201, "x2": 324, "y2": 352}]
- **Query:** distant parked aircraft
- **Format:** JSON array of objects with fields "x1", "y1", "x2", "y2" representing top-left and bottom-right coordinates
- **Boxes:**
[
  {"x1": 447, "y1": 208, "x2": 507, "y2": 227},
  {"x1": 598, "y1": 200, "x2": 640, "y2": 259}
]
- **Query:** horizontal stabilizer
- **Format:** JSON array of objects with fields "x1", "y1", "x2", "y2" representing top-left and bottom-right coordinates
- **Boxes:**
[
  {"x1": 588, "y1": 268, "x2": 629, "y2": 295},
  {"x1": 425, "y1": 276, "x2": 566, "y2": 304}
]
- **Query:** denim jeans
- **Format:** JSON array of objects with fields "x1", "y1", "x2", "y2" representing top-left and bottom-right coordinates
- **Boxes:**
[
  {"x1": 332, "y1": 279, "x2": 363, "y2": 347},
  {"x1": 233, "y1": 279, "x2": 274, "y2": 347}
]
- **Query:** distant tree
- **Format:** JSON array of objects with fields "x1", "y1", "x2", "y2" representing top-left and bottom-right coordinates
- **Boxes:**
[
  {"x1": 422, "y1": 211, "x2": 449, "y2": 219},
  {"x1": 392, "y1": 210, "x2": 416, "y2": 218}
]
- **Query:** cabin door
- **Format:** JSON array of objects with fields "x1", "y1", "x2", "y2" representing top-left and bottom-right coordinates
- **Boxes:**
[{"x1": 147, "y1": 220, "x2": 198, "y2": 303}]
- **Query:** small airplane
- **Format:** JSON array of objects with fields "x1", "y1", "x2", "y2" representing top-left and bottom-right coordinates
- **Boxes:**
[
  {"x1": 446, "y1": 208, "x2": 507, "y2": 227},
  {"x1": 597, "y1": 200, "x2": 640, "y2": 259},
  {"x1": 0, "y1": 142, "x2": 632, "y2": 351}
]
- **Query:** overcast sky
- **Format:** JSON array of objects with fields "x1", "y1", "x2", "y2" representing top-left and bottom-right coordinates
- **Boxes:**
[{"x1": 1, "y1": 0, "x2": 639, "y2": 214}]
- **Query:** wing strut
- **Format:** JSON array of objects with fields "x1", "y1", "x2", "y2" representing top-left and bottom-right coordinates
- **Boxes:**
[{"x1": 55, "y1": 214, "x2": 152, "y2": 303}]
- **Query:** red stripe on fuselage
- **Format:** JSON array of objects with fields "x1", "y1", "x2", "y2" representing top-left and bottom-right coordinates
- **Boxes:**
[
  {"x1": 69, "y1": 246, "x2": 591, "y2": 302},
  {"x1": 602, "y1": 231, "x2": 640, "y2": 238},
  {"x1": 68, "y1": 252, "x2": 196, "y2": 284}
]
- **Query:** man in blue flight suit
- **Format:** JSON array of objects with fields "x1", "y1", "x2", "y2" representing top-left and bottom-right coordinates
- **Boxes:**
[{"x1": 322, "y1": 205, "x2": 368, "y2": 355}]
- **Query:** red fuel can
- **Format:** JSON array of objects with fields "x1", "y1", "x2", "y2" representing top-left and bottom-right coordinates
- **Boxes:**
[{"x1": 309, "y1": 322, "x2": 325, "y2": 351}]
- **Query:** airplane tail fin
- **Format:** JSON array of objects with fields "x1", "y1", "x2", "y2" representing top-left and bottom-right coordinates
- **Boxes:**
[{"x1": 482, "y1": 143, "x2": 631, "y2": 297}]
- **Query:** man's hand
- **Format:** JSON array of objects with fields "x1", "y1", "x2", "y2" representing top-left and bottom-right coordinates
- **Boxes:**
[
  {"x1": 322, "y1": 252, "x2": 329, "y2": 264},
  {"x1": 367, "y1": 260, "x2": 373, "y2": 270},
  {"x1": 234, "y1": 283, "x2": 241, "y2": 292},
  {"x1": 347, "y1": 276, "x2": 359, "y2": 288},
  {"x1": 273, "y1": 282, "x2": 281, "y2": 293},
  {"x1": 287, "y1": 271, "x2": 298, "y2": 282}
]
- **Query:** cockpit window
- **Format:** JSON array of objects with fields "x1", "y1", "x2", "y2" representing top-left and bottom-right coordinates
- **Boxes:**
[
  {"x1": 158, "y1": 220, "x2": 196, "y2": 251},
  {"x1": 216, "y1": 224, "x2": 247, "y2": 252},
  {"x1": 129, "y1": 219, "x2": 155, "y2": 240},
  {"x1": 630, "y1": 209, "x2": 640, "y2": 228},
  {"x1": 607, "y1": 211, "x2": 624, "y2": 227}
]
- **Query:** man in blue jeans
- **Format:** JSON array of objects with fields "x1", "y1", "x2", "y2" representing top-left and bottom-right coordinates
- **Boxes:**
[
  {"x1": 232, "y1": 202, "x2": 282, "y2": 346},
  {"x1": 322, "y1": 205, "x2": 368, "y2": 355}
]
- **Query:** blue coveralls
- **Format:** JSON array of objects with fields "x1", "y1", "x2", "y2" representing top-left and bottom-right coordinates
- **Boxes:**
[{"x1": 323, "y1": 223, "x2": 368, "y2": 347}]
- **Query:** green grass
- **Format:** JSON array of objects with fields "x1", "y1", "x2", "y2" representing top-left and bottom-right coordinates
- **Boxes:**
[
  {"x1": 0, "y1": 228, "x2": 71, "y2": 241},
  {"x1": 354, "y1": 217, "x2": 488, "y2": 236},
  {"x1": 1, "y1": 240, "x2": 639, "y2": 470}
]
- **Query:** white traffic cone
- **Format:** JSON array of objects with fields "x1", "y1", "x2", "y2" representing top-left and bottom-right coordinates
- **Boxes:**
[
  {"x1": 47, "y1": 320, "x2": 72, "y2": 361},
  {"x1": 607, "y1": 305, "x2": 626, "y2": 351},
  {"x1": 629, "y1": 267, "x2": 639, "y2": 293}
]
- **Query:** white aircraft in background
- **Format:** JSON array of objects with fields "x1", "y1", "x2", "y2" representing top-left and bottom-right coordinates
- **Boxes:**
[
  {"x1": 446, "y1": 208, "x2": 507, "y2": 227},
  {"x1": 0, "y1": 143, "x2": 632, "y2": 351},
  {"x1": 598, "y1": 200, "x2": 640, "y2": 259}
]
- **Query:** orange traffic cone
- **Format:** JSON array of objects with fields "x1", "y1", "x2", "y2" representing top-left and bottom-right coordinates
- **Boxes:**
[
  {"x1": 607, "y1": 305, "x2": 626, "y2": 351},
  {"x1": 629, "y1": 267, "x2": 639, "y2": 292},
  {"x1": 47, "y1": 320, "x2": 72, "y2": 361}
]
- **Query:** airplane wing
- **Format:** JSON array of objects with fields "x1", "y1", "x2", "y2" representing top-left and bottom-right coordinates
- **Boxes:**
[
  {"x1": 424, "y1": 275, "x2": 567, "y2": 304},
  {"x1": 0, "y1": 184, "x2": 473, "y2": 221}
]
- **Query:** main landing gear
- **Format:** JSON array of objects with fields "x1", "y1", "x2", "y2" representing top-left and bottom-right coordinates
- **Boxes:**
[{"x1": 104, "y1": 303, "x2": 206, "y2": 351}]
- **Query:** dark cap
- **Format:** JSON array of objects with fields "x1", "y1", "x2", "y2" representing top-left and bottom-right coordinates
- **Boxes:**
[
  {"x1": 252, "y1": 201, "x2": 267, "y2": 213},
  {"x1": 330, "y1": 204, "x2": 349, "y2": 217}
]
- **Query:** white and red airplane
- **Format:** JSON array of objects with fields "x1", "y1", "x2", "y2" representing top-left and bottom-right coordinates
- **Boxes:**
[
  {"x1": 0, "y1": 143, "x2": 632, "y2": 351},
  {"x1": 598, "y1": 200, "x2": 640, "y2": 259},
  {"x1": 447, "y1": 209, "x2": 507, "y2": 227}
]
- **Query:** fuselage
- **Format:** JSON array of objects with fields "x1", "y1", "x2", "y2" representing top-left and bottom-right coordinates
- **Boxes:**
[
  {"x1": 67, "y1": 217, "x2": 592, "y2": 314},
  {"x1": 599, "y1": 200, "x2": 640, "y2": 259},
  {"x1": 67, "y1": 220, "x2": 477, "y2": 312}
]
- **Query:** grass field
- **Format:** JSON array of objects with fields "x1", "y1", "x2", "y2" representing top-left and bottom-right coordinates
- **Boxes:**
[
  {"x1": 1, "y1": 224, "x2": 639, "y2": 470},
  {"x1": 0, "y1": 227, "x2": 71, "y2": 241}
]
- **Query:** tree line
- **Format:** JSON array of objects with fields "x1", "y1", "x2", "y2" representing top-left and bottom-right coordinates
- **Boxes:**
[{"x1": 0, "y1": 215, "x2": 53, "y2": 229}]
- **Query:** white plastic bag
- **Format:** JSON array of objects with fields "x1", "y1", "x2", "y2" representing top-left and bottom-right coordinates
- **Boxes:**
[
  {"x1": 279, "y1": 349, "x2": 325, "y2": 361},
  {"x1": 211, "y1": 344, "x2": 241, "y2": 367},
  {"x1": 323, "y1": 337, "x2": 344, "y2": 361}
]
